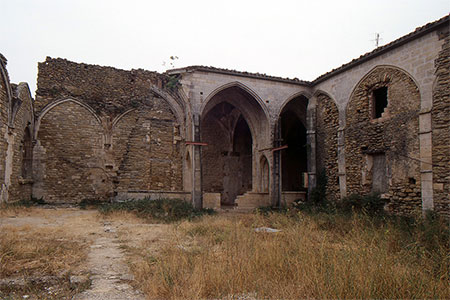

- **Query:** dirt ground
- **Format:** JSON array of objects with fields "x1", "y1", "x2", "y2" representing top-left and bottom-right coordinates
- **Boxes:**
[{"x1": 0, "y1": 207, "x2": 171, "y2": 300}]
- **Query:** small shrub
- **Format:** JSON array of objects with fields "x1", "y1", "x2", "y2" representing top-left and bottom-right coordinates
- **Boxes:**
[
  {"x1": 338, "y1": 193, "x2": 387, "y2": 216},
  {"x1": 2, "y1": 196, "x2": 46, "y2": 208},
  {"x1": 166, "y1": 75, "x2": 179, "y2": 90},
  {"x1": 415, "y1": 210, "x2": 449, "y2": 253},
  {"x1": 78, "y1": 198, "x2": 103, "y2": 209},
  {"x1": 255, "y1": 206, "x2": 288, "y2": 216},
  {"x1": 99, "y1": 198, "x2": 215, "y2": 223},
  {"x1": 294, "y1": 169, "x2": 336, "y2": 214},
  {"x1": 310, "y1": 169, "x2": 327, "y2": 206}
]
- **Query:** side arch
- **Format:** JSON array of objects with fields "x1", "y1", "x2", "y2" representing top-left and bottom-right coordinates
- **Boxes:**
[
  {"x1": 311, "y1": 89, "x2": 337, "y2": 106},
  {"x1": 345, "y1": 65, "x2": 420, "y2": 116},
  {"x1": 112, "y1": 109, "x2": 137, "y2": 129},
  {"x1": 344, "y1": 64, "x2": 422, "y2": 214},
  {"x1": 35, "y1": 98, "x2": 101, "y2": 140},
  {"x1": 277, "y1": 94, "x2": 309, "y2": 192},
  {"x1": 277, "y1": 91, "x2": 312, "y2": 119},
  {"x1": 150, "y1": 86, "x2": 186, "y2": 132},
  {"x1": 33, "y1": 99, "x2": 106, "y2": 203}
]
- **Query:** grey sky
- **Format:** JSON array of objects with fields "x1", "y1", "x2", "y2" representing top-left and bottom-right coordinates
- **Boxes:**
[{"x1": 1, "y1": 0, "x2": 448, "y2": 95}]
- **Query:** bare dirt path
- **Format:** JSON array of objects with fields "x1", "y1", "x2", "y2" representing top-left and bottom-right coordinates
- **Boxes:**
[
  {"x1": 74, "y1": 220, "x2": 145, "y2": 300},
  {"x1": 0, "y1": 207, "x2": 154, "y2": 300}
]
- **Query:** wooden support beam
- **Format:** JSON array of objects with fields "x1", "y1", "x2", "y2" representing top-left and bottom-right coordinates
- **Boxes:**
[
  {"x1": 185, "y1": 141, "x2": 208, "y2": 146},
  {"x1": 272, "y1": 145, "x2": 288, "y2": 152}
]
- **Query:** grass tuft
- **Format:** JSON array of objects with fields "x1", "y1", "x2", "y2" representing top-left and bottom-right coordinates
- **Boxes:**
[
  {"x1": 99, "y1": 198, "x2": 215, "y2": 223},
  {"x1": 0, "y1": 226, "x2": 90, "y2": 299}
]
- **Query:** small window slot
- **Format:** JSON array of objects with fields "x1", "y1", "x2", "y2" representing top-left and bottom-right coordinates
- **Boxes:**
[{"x1": 372, "y1": 87, "x2": 388, "y2": 119}]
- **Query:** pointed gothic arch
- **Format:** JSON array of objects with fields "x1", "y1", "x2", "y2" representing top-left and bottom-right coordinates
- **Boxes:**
[{"x1": 200, "y1": 83, "x2": 270, "y2": 205}]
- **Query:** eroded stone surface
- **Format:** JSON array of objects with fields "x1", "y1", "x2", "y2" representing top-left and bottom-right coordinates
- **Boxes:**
[{"x1": 74, "y1": 222, "x2": 145, "y2": 300}]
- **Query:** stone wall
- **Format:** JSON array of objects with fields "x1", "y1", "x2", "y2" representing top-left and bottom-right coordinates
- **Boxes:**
[
  {"x1": 432, "y1": 34, "x2": 450, "y2": 218},
  {"x1": 34, "y1": 58, "x2": 183, "y2": 203},
  {"x1": 345, "y1": 67, "x2": 421, "y2": 215},
  {"x1": 0, "y1": 55, "x2": 9, "y2": 191},
  {"x1": 8, "y1": 83, "x2": 34, "y2": 202},
  {"x1": 315, "y1": 93, "x2": 339, "y2": 201},
  {"x1": 34, "y1": 101, "x2": 105, "y2": 203},
  {"x1": 0, "y1": 56, "x2": 34, "y2": 203},
  {"x1": 36, "y1": 57, "x2": 168, "y2": 117},
  {"x1": 112, "y1": 106, "x2": 182, "y2": 193}
]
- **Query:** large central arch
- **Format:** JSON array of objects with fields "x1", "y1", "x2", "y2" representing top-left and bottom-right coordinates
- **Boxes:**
[{"x1": 200, "y1": 83, "x2": 269, "y2": 206}]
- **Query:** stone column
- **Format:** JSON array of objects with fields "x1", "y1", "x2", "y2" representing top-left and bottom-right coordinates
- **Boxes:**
[
  {"x1": 271, "y1": 120, "x2": 281, "y2": 207},
  {"x1": 306, "y1": 101, "x2": 316, "y2": 196},
  {"x1": 192, "y1": 114, "x2": 203, "y2": 209},
  {"x1": 2, "y1": 126, "x2": 15, "y2": 202},
  {"x1": 337, "y1": 127, "x2": 347, "y2": 198},
  {"x1": 337, "y1": 107, "x2": 347, "y2": 199},
  {"x1": 419, "y1": 109, "x2": 433, "y2": 211}
]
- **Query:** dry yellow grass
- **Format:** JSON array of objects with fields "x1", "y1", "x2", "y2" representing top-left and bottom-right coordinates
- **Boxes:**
[
  {"x1": 0, "y1": 207, "x2": 97, "y2": 299},
  {"x1": 122, "y1": 212, "x2": 449, "y2": 299},
  {"x1": 0, "y1": 226, "x2": 87, "y2": 277}
]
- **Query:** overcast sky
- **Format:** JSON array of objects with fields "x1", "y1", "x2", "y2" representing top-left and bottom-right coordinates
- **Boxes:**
[{"x1": 1, "y1": 0, "x2": 448, "y2": 95}]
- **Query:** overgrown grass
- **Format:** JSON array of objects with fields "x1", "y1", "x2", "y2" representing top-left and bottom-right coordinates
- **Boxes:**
[
  {"x1": 0, "y1": 196, "x2": 46, "y2": 210},
  {"x1": 0, "y1": 226, "x2": 90, "y2": 299},
  {"x1": 99, "y1": 198, "x2": 215, "y2": 223},
  {"x1": 126, "y1": 211, "x2": 449, "y2": 299}
]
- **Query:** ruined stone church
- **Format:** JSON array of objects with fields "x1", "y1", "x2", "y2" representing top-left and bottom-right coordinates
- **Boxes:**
[{"x1": 0, "y1": 15, "x2": 448, "y2": 217}]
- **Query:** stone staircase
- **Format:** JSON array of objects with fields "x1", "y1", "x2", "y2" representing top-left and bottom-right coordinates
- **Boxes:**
[{"x1": 235, "y1": 192, "x2": 270, "y2": 210}]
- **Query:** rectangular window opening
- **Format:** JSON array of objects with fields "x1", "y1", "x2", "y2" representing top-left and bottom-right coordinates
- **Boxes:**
[{"x1": 372, "y1": 87, "x2": 388, "y2": 118}]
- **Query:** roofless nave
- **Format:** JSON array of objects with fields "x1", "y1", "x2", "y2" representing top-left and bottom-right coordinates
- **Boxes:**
[{"x1": 0, "y1": 15, "x2": 448, "y2": 218}]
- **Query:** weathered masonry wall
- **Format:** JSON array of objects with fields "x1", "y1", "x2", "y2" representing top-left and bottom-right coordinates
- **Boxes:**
[
  {"x1": 315, "y1": 93, "x2": 339, "y2": 202},
  {"x1": 0, "y1": 55, "x2": 35, "y2": 203},
  {"x1": 0, "y1": 55, "x2": 9, "y2": 195},
  {"x1": 8, "y1": 83, "x2": 34, "y2": 202},
  {"x1": 34, "y1": 101, "x2": 105, "y2": 203},
  {"x1": 345, "y1": 67, "x2": 421, "y2": 215},
  {"x1": 36, "y1": 58, "x2": 165, "y2": 115},
  {"x1": 312, "y1": 16, "x2": 449, "y2": 218},
  {"x1": 34, "y1": 57, "x2": 184, "y2": 203},
  {"x1": 432, "y1": 34, "x2": 449, "y2": 218},
  {"x1": 112, "y1": 106, "x2": 182, "y2": 193}
]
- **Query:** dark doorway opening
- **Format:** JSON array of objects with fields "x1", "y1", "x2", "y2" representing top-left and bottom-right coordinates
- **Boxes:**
[
  {"x1": 201, "y1": 102, "x2": 253, "y2": 206},
  {"x1": 279, "y1": 96, "x2": 308, "y2": 191}
]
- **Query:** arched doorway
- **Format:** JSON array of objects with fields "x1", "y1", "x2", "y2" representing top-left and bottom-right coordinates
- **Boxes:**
[
  {"x1": 279, "y1": 95, "x2": 308, "y2": 191},
  {"x1": 201, "y1": 85, "x2": 269, "y2": 206}
]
